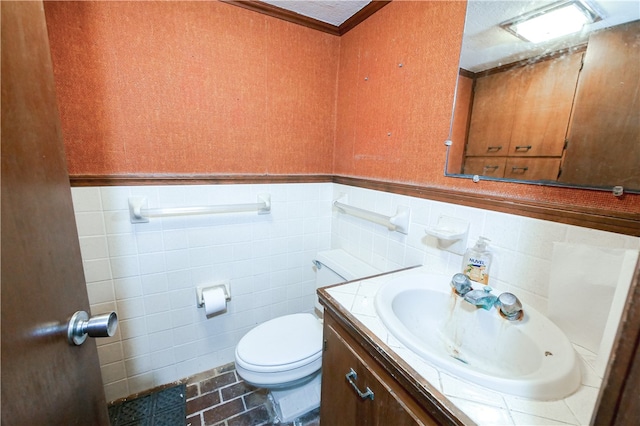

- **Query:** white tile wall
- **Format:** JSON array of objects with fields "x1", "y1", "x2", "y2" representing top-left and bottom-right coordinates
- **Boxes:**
[
  {"x1": 331, "y1": 184, "x2": 640, "y2": 316},
  {"x1": 72, "y1": 182, "x2": 639, "y2": 402},
  {"x1": 71, "y1": 183, "x2": 332, "y2": 401}
]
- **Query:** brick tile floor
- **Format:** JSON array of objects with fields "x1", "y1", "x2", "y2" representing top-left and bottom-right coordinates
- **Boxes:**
[{"x1": 185, "y1": 363, "x2": 319, "y2": 426}]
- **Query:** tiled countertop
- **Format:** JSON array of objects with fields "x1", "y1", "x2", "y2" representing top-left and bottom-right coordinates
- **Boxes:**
[{"x1": 323, "y1": 266, "x2": 602, "y2": 426}]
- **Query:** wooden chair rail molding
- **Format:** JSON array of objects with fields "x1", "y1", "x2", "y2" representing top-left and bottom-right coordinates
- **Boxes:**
[
  {"x1": 69, "y1": 174, "x2": 333, "y2": 187},
  {"x1": 69, "y1": 174, "x2": 640, "y2": 236}
]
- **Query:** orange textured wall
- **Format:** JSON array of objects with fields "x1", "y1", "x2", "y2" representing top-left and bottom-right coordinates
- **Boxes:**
[
  {"x1": 335, "y1": 1, "x2": 639, "y2": 213},
  {"x1": 334, "y1": 1, "x2": 467, "y2": 182},
  {"x1": 45, "y1": 1, "x2": 638, "y2": 214},
  {"x1": 44, "y1": 1, "x2": 339, "y2": 175}
]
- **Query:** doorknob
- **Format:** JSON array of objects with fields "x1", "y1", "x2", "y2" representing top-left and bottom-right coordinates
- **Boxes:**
[{"x1": 67, "y1": 311, "x2": 118, "y2": 346}]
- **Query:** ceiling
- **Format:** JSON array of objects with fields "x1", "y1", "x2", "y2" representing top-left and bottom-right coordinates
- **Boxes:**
[
  {"x1": 461, "y1": 0, "x2": 640, "y2": 72},
  {"x1": 259, "y1": 0, "x2": 639, "y2": 71},
  {"x1": 261, "y1": 1, "x2": 371, "y2": 26}
]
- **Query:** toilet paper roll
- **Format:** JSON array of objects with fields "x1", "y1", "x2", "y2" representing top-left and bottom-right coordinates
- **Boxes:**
[{"x1": 203, "y1": 286, "x2": 227, "y2": 317}]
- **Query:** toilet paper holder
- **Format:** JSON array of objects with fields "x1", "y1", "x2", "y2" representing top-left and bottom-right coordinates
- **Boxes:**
[{"x1": 196, "y1": 283, "x2": 231, "y2": 308}]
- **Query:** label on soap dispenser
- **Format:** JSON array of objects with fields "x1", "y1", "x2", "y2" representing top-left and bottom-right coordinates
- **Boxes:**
[{"x1": 463, "y1": 257, "x2": 489, "y2": 284}]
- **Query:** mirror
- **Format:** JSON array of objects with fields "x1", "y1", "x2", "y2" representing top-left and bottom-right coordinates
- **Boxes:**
[{"x1": 446, "y1": 0, "x2": 639, "y2": 194}]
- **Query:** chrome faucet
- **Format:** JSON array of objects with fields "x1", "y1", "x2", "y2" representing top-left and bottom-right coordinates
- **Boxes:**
[
  {"x1": 450, "y1": 273, "x2": 472, "y2": 296},
  {"x1": 450, "y1": 273, "x2": 523, "y2": 320},
  {"x1": 451, "y1": 274, "x2": 498, "y2": 311},
  {"x1": 497, "y1": 292, "x2": 523, "y2": 321},
  {"x1": 463, "y1": 286, "x2": 498, "y2": 310}
]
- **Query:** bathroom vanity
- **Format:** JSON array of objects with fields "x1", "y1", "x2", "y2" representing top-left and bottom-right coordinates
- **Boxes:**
[
  {"x1": 318, "y1": 268, "x2": 471, "y2": 425},
  {"x1": 318, "y1": 267, "x2": 603, "y2": 426},
  {"x1": 320, "y1": 307, "x2": 468, "y2": 425}
]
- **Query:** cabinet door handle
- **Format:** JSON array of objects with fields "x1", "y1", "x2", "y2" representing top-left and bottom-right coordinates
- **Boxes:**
[
  {"x1": 514, "y1": 145, "x2": 532, "y2": 152},
  {"x1": 345, "y1": 368, "x2": 374, "y2": 400},
  {"x1": 511, "y1": 166, "x2": 529, "y2": 173},
  {"x1": 483, "y1": 165, "x2": 499, "y2": 171},
  {"x1": 486, "y1": 146, "x2": 502, "y2": 152}
]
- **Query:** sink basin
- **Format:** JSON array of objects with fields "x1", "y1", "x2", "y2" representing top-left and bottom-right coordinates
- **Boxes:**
[{"x1": 375, "y1": 273, "x2": 581, "y2": 400}]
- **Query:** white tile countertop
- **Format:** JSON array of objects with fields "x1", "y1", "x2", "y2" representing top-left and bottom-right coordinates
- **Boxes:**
[{"x1": 324, "y1": 266, "x2": 603, "y2": 426}]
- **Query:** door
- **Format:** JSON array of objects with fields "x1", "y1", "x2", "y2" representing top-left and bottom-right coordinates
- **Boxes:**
[
  {"x1": 559, "y1": 20, "x2": 640, "y2": 189},
  {"x1": 1, "y1": 2, "x2": 109, "y2": 424}
]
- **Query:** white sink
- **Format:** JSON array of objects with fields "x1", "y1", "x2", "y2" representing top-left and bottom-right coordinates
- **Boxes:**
[{"x1": 375, "y1": 273, "x2": 581, "y2": 400}]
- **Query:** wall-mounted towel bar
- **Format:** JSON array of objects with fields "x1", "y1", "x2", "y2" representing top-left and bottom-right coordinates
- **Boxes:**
[
  {"x1": 333, "y1": 195, "x2": 410, "y2": 234},
  {"x1": 128, "y1": 194, "x2": 271, "y2": 223}
]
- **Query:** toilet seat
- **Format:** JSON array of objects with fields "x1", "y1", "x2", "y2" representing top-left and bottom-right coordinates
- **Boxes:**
[{"x1": 235, "y1": 313, "x2": 322, "y2": 387}]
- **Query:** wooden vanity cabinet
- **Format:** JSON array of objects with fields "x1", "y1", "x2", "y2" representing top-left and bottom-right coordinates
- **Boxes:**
[{"x1": 320, "y1": 313, "x2": 440, "y2": 426}]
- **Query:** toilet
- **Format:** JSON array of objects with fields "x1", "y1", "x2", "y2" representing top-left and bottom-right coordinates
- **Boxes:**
[{"x1": 234, "y1": 249, "x2": 380, "y2": 422}]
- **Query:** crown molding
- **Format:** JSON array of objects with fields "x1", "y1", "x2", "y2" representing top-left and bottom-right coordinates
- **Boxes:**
[{"x1": 220, "y1": 1, "x2": 391, "y2": 36}]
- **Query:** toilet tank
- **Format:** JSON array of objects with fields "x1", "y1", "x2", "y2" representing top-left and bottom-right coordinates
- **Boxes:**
[{"x1": 314, "y1": 249, "x2": 381, "y2": 312}]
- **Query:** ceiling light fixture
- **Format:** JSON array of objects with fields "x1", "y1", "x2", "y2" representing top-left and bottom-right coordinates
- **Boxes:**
[{"x1": 501, "y1": 0, "x2": 602, "y2": 43}]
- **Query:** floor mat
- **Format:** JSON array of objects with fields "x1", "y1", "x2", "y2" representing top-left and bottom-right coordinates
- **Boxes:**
[{"x1": 109, "y1": 384, "x2": 186, "y2": 426}]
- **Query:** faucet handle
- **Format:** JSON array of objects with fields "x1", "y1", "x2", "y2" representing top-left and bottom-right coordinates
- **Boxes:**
[
  {"x1": 497, "y1": 292, "x2": 523, "y2": 321},
  {"x1": 451, "y1": 273, "x2": 472, "y2": 296}
]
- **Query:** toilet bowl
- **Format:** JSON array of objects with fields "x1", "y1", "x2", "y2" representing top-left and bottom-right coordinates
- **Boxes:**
[
  {"x1": 234, "y1": 249, "x2": 380, "y2": 422},
  {"x1": 235, "y1": 313, "x2": 323, "y2": 388}
]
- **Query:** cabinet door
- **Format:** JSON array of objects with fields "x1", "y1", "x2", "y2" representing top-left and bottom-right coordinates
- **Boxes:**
[
  {"x1": 509, "y1": 51, "x2": 583, "y2": 157},
  {"x1": 504, "y1": 157, "x2": 561, "y2": 181},
  {"x1": 320, "y1": 319, "x2": 435, "y2": 426},
  {"x1": 465, "y1": 70, "x2": 519, "y2": 156},
  {"x1": 560, "y1": 21, "x2": 640, "y2": 188},
  {"x1": 463, "y1": 156, "x2": 507, "y2": 177}
]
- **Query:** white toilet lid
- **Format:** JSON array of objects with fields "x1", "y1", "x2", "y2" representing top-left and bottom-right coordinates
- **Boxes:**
[{"x1": 236, "y1": 313, "x2": 322, "y2": 368}]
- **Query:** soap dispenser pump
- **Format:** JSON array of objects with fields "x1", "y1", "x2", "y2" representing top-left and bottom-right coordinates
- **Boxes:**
[{"x1": 462, "y1": 236, "x2": 492, "y2": 285}]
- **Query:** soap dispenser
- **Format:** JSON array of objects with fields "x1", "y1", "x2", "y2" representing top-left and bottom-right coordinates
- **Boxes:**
[{"x1": 462, "y1": 237, "x2": 492, "y2": 285}]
